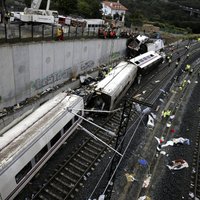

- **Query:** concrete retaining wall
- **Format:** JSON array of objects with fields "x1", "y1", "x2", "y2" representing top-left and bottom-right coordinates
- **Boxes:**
[{"x1": 0, "y1": 38, "x2": 127, "y2": 109}]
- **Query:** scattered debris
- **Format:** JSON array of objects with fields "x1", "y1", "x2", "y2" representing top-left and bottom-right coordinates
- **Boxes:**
[
  {"x1": 142, "y1": 90, "x2": 146, "y2": 94},
  {"x1": 150, "y1": 112, "x2": 156, "y2": 119},
  {"x1": 155, "y1": 80, "x2": 160, "y2": 83},
  {"x1": 98, "y1": 194, "x2": 105, "y2": 200},
  {"x1": 166, "y1": 122, "x2": 172, "y2": 127},
  {"x1": 134, "y1": 103, "x2": 142, "y2": 113},
  {"x1": 125, "y1": 173, "x2": 137, "y2": 182},
  {"x1": 159, "y1": 98, "x2": 164, "y2": 103},
  {"x1": 160, "y1": 89, "x2": 167, "y2": 94},
  {"x1": 133, "y1": 94, "x2": 142, "y2": 99},
  {"x1": 189, "y1": 192, "x2": 194, "y2": 198},
  {"x1": 192, "y1": 167, "x2": 196, "y2": 174},
  {"x1": 147, "y1": 114, "x2": 154, "y2": 128},
  {"x1": 138, "y1": 195, "x2": 151, "y2": 200},
  {"x1": 170, "y1": 129, "x2": 175, "y2": 133},
  {"x1": 166, "y1": 159, "x2": 189, "y2": 171},
  {"x1": 160, "y1": 151, "x2": 167, "y2": 156},
  {"x1": 86, "y1": 117, "x2": 94, "y2": 121},
  {"x1": 142, "y1": 107, "x2": 151, "y2": 115},
  {"x1": 138, "y1": 159, "x2": 148, "y2": 167},
  {"x1": 142, "y1": 174, "x2": 151, "y2": 188},
  {"x1": 161, "y1": 137, "x2": 190, "y2": 148}
]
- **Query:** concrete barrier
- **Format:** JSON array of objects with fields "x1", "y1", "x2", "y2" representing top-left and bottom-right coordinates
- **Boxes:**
[{"x1": 0, "y1": 38, "x2": 127, "y2": 109}]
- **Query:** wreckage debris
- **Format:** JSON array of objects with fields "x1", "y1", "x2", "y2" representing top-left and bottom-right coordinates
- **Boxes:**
[
  {"x1": 166, "y1": 159, "x2": 189, "y2": 171},
  {"x1": 161, "y1": 137, "x2": 190, "y2": 148},
  {"x1": 138, "y1": 196, "x2": 151, "y2": 200},
  {"x1": 125, "y1": 173, "x2": 137, "y2": 182},
  {"x1": 138, "y1": 159, "x2": 148, "y2": 167},
  {"x1": 142, "y1": 174, "x2": 151, "y2": 188}
]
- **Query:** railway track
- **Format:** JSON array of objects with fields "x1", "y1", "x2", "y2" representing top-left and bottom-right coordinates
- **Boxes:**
[
  {"x1": 189, "y1": 121, "x2": 200, "y2": 200},
  {"x1": 15, "y1": 41, "x2": 200, "y2": 200},
  {"x1": 31, "y1": 111, "x2": 122, "y2": 200}
]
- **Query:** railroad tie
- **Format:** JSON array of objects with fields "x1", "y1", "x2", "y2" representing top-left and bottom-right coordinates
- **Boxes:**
[
  {"x1": 77, "y1": 153, "x2": 92, "y2": 163},
  {"x1": 64, "y1": 167, "x2": 82, "y2": 178},
  {"x1": 87, "y1": 143, "x2": 102, "y2": 151},
  {"x1": 69, "y1": 162, "x2": 85, "y2": 172},
  {"x1": 44, "y1": 189, "x2": 63, "y2": 200},
  {"x1": 84, "y1": 146, "x2": 98, "y2": 155},
  {"x1": 80, "y1": 150, "x2": 96, "y2": 159},
  {"x1": 50, "y1": 182, "x2": 68, "y2": 194},
  {"x1": 59, "y1": 172, "x2": 77, "y2": 184},
  {"x1": 39, "y1": 195, "x2": 49, "y2": 200},
  {"x1": 73, "y1": 158, "x2": 88, "y2": 168}
]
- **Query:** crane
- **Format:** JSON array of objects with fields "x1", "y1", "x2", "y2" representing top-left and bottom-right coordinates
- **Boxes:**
[{"x1": 11, "y1": 0, "x2": 58, "y2": 24}]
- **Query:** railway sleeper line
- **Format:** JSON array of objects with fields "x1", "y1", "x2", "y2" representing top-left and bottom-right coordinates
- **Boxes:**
[
  {"x1": 19, "y1": 49, "x2": 190, "y2": 200},
  {"x1": 32, "y1": 115, "x2": 122, "y2": 199},
  {"x1": 189, "y1": 121, "x2": 200, "y2": 199}
]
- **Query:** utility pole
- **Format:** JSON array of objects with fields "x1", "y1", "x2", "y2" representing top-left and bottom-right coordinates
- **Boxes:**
[{"x1": 106, "y1": 98, "x2": 133, "y2": 199}]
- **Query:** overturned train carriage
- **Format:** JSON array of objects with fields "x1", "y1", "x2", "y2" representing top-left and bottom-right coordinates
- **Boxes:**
[
  {"x1": 130, "y1": 50, "x2": 163, "y2": 75},
  {"x1": 0, "y1": 93, "x2": 84, "y2": 200},
  {"x1": 94, "y1": 61, "x2": 138, "y2": 111},
  {"x1": 94, "y1": 51, "x2": 163, "y2": 111}
]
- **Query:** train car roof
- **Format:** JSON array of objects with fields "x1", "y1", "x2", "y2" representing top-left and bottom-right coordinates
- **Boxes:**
[
  {"x1": 130, "y1": 51, "x2": 162, "y2": 69},
  {"x1": 95, "y1": 61, "x2": 137, "y2": 96},
  {"x1": 0, "y1": 93, "x2": 83, "y2": 171}
]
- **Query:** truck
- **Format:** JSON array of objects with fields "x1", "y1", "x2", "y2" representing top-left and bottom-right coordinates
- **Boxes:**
[{"x1": 11, "y1": 0, "x2": 58, "y2": 24}]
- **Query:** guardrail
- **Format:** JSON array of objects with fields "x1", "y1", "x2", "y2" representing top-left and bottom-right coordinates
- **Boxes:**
[{"x1": 0, "y1": 23, "x2": 131, "y2": 44}]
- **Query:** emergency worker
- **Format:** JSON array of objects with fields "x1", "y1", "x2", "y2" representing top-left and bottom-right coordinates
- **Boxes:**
[
  {"x1": 189, "y1": 68, "x2": 193, "y2": 75},
  {"x1": 175, "y1": 61, "x2": 179, "y2": 68},
  {"x1": 185, "y1": 64, "x2": 191, "y2": 72},
  {"x1": 56, "y1": 27, "x2": 62, "y2": 40}
]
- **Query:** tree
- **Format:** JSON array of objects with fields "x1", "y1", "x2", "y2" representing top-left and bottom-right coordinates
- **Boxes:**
[
  {"x1": 77, "y1": 0, "x2": 102, "y2": 18},
  {"x1": 55, "y1": 0, "x2": 78, "y2": 15}
]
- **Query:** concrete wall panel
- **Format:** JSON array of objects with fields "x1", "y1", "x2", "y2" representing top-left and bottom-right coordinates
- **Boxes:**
[
  {"x1": 0, "y1": 46, "x2": 15, "y2": 107},
  {"x1": 29, "y1": 43, "x2": 43, "y2": 95},
  {"x1": 0, "y1": 38, "x2": 126, "y2": 110},
  {"x1": 12, "y1": 45, "x2": 30, "y2": 103}
]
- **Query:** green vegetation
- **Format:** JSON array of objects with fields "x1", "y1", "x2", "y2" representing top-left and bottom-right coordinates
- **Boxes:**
[
  {"x1": 23, "y1": 0, "x2": 102, "y2": 18},
  {"x1": 3, "y1": 0, "x2": 200, "y2": 33},
  {"x1": 120, "y1": 0, "x2": 200, "y2": 33}
]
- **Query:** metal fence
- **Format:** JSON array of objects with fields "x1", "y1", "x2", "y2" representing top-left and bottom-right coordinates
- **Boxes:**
[
  {"x1": 0, "y1": 23, "x2": 131, "y2": 43},
  {"x1": 0, "y1": 23, "x2": 98, "y2": 42}
]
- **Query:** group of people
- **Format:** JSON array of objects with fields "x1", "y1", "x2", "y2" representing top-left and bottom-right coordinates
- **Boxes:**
[{"x1": 98, "y1": 28, "x2": 117, "y2": 39}]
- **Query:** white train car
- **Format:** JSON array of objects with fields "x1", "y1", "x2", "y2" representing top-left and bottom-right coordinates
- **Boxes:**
[
  {"x1": 0, "y1": 92, "x2": 84, "y2": 200},
  {"x1": 94, "y1": 51, "x2": 163, "y2": 111},
  {"x1": 130, "y1": 51, "x2": 163, "y2": 75},
  {"x1": 94, "y1": 61, "x2": 138, "y2": 111}
]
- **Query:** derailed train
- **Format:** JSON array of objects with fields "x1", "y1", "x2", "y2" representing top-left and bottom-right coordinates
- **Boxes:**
[
  {"x1": 0, "y1": 93, "x2": 84, "y2": 200},
  {"x1": 93, "y1": 51, "x2": 163, "y2": 110}
]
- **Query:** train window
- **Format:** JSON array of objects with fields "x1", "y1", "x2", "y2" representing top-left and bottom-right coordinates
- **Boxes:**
[
  {"x1": 35, "y1": 145, "x2": 48, "y2": 163},
  {"x1": 64, "y1": 120, "x2": 72, "y2": 132},
  {"x1": 150, "y1": 54, "x2": 154, "y2": 57},
  {"x1": 15, "y1": 161, "x2": 32, "y2": 184},
  {"x1": 135, "y1": 61, "x2": 140, "y2": 64},
  {"x1": 50, "y1": 131, "x2": 62, "y2": 147}
]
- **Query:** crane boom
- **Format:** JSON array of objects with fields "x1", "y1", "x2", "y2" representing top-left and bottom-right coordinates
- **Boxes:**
[
  {"x1": 46, "y1": 0, "x2": 51, "y2": 11},
  {"x1": 31, "y1": 0, "x2": 42, "y2": 9}
]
